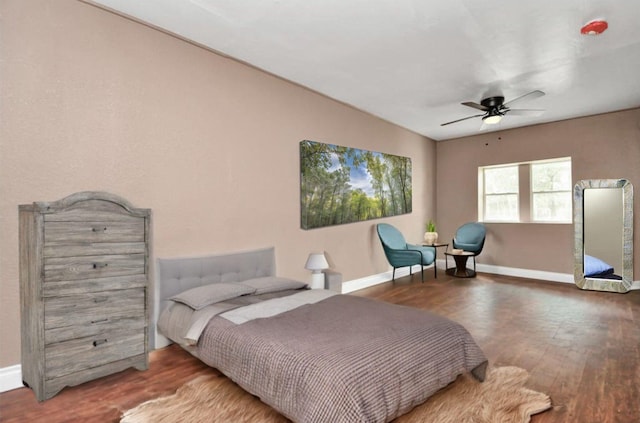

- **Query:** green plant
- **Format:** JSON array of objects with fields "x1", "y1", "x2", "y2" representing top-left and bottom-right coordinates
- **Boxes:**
[{"x1": 426, "y1": 220, "x2": 436, "y2": 232}]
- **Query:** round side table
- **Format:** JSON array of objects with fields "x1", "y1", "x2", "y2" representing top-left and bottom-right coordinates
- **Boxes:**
[{"x1": 445, "y1": 251, "x2": 476, "y2": 278}]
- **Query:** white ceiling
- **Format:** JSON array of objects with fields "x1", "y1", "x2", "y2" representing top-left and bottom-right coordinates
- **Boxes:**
[{"x1": 87, "y1": 0, "x2": 640, "y2": 140}]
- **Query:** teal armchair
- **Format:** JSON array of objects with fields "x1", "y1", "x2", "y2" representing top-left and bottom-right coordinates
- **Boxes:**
[
  {"x1": 376, "y1": 223, "x2": 435, "y2": 282},
  {"x1": 452, "y1": 222, "x2": 486, "y2": 272}
]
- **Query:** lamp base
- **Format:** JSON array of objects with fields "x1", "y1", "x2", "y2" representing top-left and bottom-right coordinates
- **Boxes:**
[{"x1": 309, "y1": 272, "x2": 325, "y2": 289}]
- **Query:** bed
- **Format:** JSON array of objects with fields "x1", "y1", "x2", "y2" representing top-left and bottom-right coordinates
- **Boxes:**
[{"x1": 156, "y1": 247, "x2": 488, "y2": 423}]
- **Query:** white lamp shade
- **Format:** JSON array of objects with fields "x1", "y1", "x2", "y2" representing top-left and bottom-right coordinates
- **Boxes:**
[{"x1": 305, "y1": 253, "x2": 329, "y2": 272}]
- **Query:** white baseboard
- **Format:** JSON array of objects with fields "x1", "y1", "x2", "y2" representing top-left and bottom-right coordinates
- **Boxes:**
[
  {"x1": 474, "y1": 262, "x2": 574, "y2": 284},
  {"x1": 472, "y1": 262, "x2": 640, "y2": 289},
  {"x1": 435, "y1": 259, "x2": 575, "y2": 284},
  {"x1": 155, "y1": 331, "x2": 172, "y2": 350},
  {"x1": 341, "y1": 264, "x2": 432, "y2": 294},
  {"x1": 344, "y1": 261, "x2": 640, "y2": 293},
  {"x1": 343, "y1": 261, "x2": 578, "y2": 295},
  {"x1": 0, "y1": 364, "x2": 22, "y2": 393},
  {"x1": 3, "y1": 263, "x2": 637, "y2": 393}
]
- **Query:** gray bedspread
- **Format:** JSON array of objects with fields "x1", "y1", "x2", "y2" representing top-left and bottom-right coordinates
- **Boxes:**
[{"x1": 196, "y1": 294, "x2": 487, "y2": 423}]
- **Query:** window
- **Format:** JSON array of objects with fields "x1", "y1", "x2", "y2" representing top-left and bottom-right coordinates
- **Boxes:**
[
  {"x1": 479, "y1": 157, "x2": 572, "y2": 223},
  {"x1": 482, "y1": 165, "x2": 519, "y2": 221},
  {"x1": 531, "y1": 160, "x2": 572, "y2": 222}
]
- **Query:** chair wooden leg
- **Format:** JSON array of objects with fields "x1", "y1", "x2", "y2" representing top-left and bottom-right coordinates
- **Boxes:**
[
  {"x1": 392, "y1": 267, "x2": 396, "y2": 281},
  {"x1": 421, "y1": 266, "x2": 424, "y2": 282}
]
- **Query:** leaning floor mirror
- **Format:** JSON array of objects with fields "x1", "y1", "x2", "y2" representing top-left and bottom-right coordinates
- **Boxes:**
[{"x1": 574, "y1": 179, "x2": 633, "y2": 293}]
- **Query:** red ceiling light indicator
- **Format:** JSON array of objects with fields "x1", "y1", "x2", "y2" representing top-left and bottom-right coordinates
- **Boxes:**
[{"x1": 581, "y1": 20, "x2": 608, "y2": 35}]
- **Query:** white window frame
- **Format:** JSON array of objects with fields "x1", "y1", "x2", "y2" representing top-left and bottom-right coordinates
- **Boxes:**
[
  {"x1": 478, "y1": 157, "x2": 572, "y2": 224},
  {"x1": 478, "y1": 164, "x2": 520, "y2": 222},
  {"x1": 530, "y1": 158, "x2": 573, "y2": 223}
]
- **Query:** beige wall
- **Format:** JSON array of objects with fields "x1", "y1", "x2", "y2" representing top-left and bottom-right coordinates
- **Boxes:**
[
  {"x1": 436, "y1": 108, "x2": 640, "y2": 275},
  {"x1": 0, "y1": 0, "x2": 436, "y2": 367}
]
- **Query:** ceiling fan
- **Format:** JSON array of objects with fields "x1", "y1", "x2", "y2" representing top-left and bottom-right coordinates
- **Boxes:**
[{"x1": 441, "y1": 90, "x2": 545, "y2": 126}]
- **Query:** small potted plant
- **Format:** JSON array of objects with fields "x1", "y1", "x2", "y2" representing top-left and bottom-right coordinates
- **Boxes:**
[{"x1": 424, "y1": 220, "x2": 438, "y2": 245}]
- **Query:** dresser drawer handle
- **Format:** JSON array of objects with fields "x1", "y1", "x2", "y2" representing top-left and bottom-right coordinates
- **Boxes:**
[
  {"x1": 92, "y1": 226, "x2": 107, "y2": 232},
  {"x1": 92, "y1": 262, "x2": 108, "y2": 269},
  {"x1": 93, "y1": 297, "x2": 108, "y2": 303},
  {"x1": 92, "y1": 339, "x2": 108, "y2": 347},
  {"x1": 91, "y1": 318, "x2": 109, "y2": 324}
]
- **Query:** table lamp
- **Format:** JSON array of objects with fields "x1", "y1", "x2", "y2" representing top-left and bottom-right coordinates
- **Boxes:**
[{"x1": 305, "y1": 252, "x2": 329, "y2": 289}]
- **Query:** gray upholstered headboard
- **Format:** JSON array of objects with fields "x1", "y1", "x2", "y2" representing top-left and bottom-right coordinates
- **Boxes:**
[{"x1": 154, "y1": 246, "x2": 275, "y2": 348}]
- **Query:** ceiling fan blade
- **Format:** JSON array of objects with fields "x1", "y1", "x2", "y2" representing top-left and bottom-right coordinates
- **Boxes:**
[
  {"x1": 462, "y1": 101, "x2": 490, "y2": 111},
  {"x1": 440, "y1": 113, "x2": 485, "y2": 126},
  {"x1": 503, "y1": 90, "x2": 545, "y2": 107},
  {"x1": 506, "y1": 108, "x2": 545, "y2": 116}
]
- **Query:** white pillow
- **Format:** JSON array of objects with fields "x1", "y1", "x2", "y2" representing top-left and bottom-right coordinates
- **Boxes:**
[
  {"x1": 238, "y1": 276, "x2": 307, "y2": 294},
  {"x1": 170, "y1": 283, "x2": 256, "y2": 310}
]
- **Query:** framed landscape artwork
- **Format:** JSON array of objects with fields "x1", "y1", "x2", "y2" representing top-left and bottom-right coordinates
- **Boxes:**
[{"x1": 300, "y1": 140, "x2": 412, "y2": 230}]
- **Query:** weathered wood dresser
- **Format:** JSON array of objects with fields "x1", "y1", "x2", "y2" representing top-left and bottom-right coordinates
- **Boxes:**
[{"x1": 19, "y1": 191, "x2": 151, "y2": 401}]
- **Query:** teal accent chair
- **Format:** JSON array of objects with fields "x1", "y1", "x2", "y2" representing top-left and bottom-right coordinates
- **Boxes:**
[
  {"x1": 376, "y1": 223, "x2": 435, "y2": 282},
  {"x1": 452, "y1": 222, "x2": 486, "y2": 272}
]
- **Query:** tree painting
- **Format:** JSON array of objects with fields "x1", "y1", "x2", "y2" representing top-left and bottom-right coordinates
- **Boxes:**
[{"x1": 300, "y1": 140, "x2": 412, "y2": 229}]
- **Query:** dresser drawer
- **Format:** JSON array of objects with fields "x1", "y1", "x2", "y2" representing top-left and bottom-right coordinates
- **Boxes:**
[
  {"x1": 45, "y1": 316, "x2": 146, "y2": 345},
  {"x1": 44, "y1": 288, "x2": 145, "y2": 330},
  {"x1": 44, "y1": 354, "x2": 147, "y2": 401},
  {"x1": 44, "y1": 242, "x2": 146, "y2": 259},
  {"x1": 43, "y1": 274, "x2": 148, "y2": 297},
  {"x1": 45, "y1": 330, "x2": 145, "y2": 379},
  {"x1": 44, "y1": 254, "x2": 145, "y2": 281},
  {"x1": 44, "y1": 219, "x2": 144, "y2": 244}
]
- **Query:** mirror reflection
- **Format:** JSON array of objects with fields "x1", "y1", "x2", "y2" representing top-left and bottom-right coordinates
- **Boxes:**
[
  {"x1": 583, "y1": 188, "x2": 623, "y2": 280},
  {"x1": 574, "y1": 179, "x2": 633, "y2": 293}
]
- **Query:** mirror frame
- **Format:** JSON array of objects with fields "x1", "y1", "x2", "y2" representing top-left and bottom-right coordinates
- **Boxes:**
[{"x1": 574, "y1": 179, "x2": 633, "y2": 292}]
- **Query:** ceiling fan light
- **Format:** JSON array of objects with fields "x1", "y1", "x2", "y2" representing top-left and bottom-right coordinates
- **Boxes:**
[{"x1": 483, "y1": 114, "x2": 502, "y2": 125}]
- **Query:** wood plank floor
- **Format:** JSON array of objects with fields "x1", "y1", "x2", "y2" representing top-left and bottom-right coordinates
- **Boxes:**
[{"x1": 1, "y1": 272, "x2": 639, "y2": 422}]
